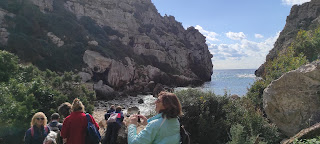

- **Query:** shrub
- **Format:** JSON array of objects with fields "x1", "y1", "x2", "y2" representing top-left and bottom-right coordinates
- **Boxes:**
[
  {"x1": 176, "y1": 89, "x2": 229, "y2": 144},
  {"x1": 0, "y1": 50, "x2": 96, "y2": 143},
  {"x1": 293, "y1": 137, "x2": 320, "y2": 144},
  {"x1": 176, "y1": 89, "x2": 282, "y2": 144}
]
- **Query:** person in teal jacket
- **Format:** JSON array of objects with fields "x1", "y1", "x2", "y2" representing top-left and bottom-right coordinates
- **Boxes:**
[{"x1": 127, "y1": 91, "x2": 183, "y2": 144}]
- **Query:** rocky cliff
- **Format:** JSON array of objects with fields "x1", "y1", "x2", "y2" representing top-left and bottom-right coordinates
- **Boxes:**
[
  {"x1": 255, "y1": 0, "x2": 320, "y2": 77},
  {"x1": 263, "y1": 60, "x2": 320, "y2": 137},
  {"x1": 0, "y1": 0, "x2": 213, "y2": 99}
]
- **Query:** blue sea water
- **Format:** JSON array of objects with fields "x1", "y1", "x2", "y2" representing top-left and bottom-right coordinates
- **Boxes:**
[{"x1": 202, "y1": 69, "x2": 259, "y2": 96}]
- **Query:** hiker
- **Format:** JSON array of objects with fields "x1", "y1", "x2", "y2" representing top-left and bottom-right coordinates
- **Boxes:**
[
  {"x1": 60, "y1": 98, "x2": 99, "y2": 144},
  {"x1": 127, "y1": 91, "x2": 182, "y2": 144},
  {"x1": 47, "y1": 113, "x2": 62, "y2": 144},
  {"x1": 57, "y1": 102, "x2": 72, "y2": 120},
  {"x1": 48, "y1": 113, "x2": 62, "y2": 132},
  {"x1": 104, "y1": 105, "x2": 115, "y2": 120},
  {"x1": 103, "y1": 106, "x2": 124, "y2": 144},
  {"x1": 24, "y1": 112, "x2": 51, "y2": 144}
]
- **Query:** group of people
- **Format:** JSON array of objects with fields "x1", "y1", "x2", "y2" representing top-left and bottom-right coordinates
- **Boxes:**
[
  {"x1": 24, "y1": 91, "x2": 183, "y2": 144},
  {"x1": 24, "y1": 98, "x2": 99, "y2": 144}
]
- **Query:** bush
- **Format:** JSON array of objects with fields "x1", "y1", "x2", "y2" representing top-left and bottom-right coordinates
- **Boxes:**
[
  {"x1": 224, "y1": 97, "x2": 282, "y2": 144},
  {"x1": 0, "y1": 50, "x2": 96, "y2": 143},
  {"x1": 293, "y1": 137, "x2": 320, "y2": 144},
  {"x1": 176, "y1": 89, "x2": 282, "y2": 144},
  {"x1": 176, "y1": 89, "x2": 229, "y2": 144}
]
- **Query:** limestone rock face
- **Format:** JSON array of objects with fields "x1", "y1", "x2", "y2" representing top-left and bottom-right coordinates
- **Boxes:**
[
  {"x1": 263, "y1": 60, "x2": 320, "y2": 136},
  {"x1": 107, "y1": 58, "x2": 135, "y2": 88},
  {"x1": 47, "y1": 32, "x2": 64, "y2": 47},
  {"x1": 29, "y1": 0, "x2": 213, "y2": 97},
  {"x1": 83, "y1": 50, "x2": 113, "y2": 73},
  {"x1": 61, "y1": 0, "x2": 212, "y2": 81},
  {"x1": 30, "y1": 0, "x2": 54, "y2": 12},
  {"x1": 256, "y1": 0, "x2": 320, "y2": 77}
]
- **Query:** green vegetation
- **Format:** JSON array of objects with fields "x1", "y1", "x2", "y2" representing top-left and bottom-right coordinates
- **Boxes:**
[
  {"x1": 0, "y1": 50, "x2": 95, "y2": 143},
  {"x1": 294, "y1": 137, "x2": 320, "y2": 144},
  {"x1": 176, "y1": 26, "x2": 320, "y2": 144},
  {"x1": 176, "y1": 89, "x2": 281, "y2": 144}
]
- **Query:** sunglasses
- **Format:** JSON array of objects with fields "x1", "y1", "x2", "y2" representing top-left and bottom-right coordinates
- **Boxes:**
[{"x1": 36, "y1": 118, "x2": 45, "y2": 120}]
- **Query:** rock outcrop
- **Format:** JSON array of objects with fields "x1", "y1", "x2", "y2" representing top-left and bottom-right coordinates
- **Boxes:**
[
  {"x1": 6, "y1": 0, "x2": 214, "y2": 98},
  {"x1": 0, "y1": 8, "x2": 14, "y2": 46},
  {"x1": 263, "y1": 60, "x2": 320, "y2": 137},
  {"x1": 256, "y1": 0, "x2": 320, "y2": 77}
]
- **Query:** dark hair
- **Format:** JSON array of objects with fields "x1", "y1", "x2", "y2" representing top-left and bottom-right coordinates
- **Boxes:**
[
  {"x1": 116, "y1": 106, "x2": 122, "y2": 112},
  {"x1": 58, "y1": 102, "x2": 72, "y2": 118},
  {"x1": 158, "y1": 91, "x2": 182, "y2": 119},
  {"x1": 51, "y1": 113, "x2": 60, "y2": 120}
]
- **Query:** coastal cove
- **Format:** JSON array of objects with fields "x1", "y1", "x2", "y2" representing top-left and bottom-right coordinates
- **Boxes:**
[{"x1": 95, "y1": 69, "x2": 258, "y2": 116}]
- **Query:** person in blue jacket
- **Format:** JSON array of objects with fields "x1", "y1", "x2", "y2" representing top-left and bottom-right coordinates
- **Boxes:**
[
  {"x1": 127, "y1": 91, "x2": 182, "y2": 144},
  {"x1": 24, "y1": 112, "x2": 50, "y2": 144},
  {"x1": 104, "y1": 105, "x2": 115, "y2": 120}
]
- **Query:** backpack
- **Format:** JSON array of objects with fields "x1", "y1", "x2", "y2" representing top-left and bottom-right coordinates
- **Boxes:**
[
  {"x1": 86, "y1": 113, "x2": 101, "y2": 144},
  {"x1": 180, "y1": 124, "x2": 191, "y2": 144},
  {"x1": 31, "y1": 126, "x2": 49, "y2": 137},
  {"x1": 107, "y1": 113, "x2": 119, "y2": 123},
  {"x1": 47, "y1": 122, "x2": 63, "y2": 144}
]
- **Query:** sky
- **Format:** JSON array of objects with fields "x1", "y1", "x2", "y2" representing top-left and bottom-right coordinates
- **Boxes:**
[{"x1": 151, "y1": 0, "x2": 312, "y2": 69}]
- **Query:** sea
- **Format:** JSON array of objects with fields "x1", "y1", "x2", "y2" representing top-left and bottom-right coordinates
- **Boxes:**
[
  {"x1": 201, "y1": 69, "x2": 258, "y2": 96},
  {"x1": 97, "y1": 69, "x2": 259, "y2": 115}
]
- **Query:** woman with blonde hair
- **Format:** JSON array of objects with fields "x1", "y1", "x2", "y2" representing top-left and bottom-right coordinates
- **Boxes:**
[
  {"x1": 127, "y1": 91, "x2": 182, "y2": 144},
  {"x1": 61, "y1": 98, "x2": 99, "y2": 144},
  {"x1": 24, "y1": 112, "x2": 50, "y2": 144}
]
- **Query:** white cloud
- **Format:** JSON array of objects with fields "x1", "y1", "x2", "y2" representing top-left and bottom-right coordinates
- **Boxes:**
[
  {"x1": 208, "y1": 32, "x2": 280, "y2": 69},
  {"x1": 225, "y1": 32, "x2": 246, "y2": 40},
  {"x1": 195, "y1": 25, "x2": 219, "y2": 41},
  {"x1": 194, "y1": 25, "x2": 280, "y2": 69},
  {"x1": 255, "y1": 34, "x2": 264, "y2": 39},
  {"x1": 281, "y1": 0, "x2": 311, "y2": 6}
]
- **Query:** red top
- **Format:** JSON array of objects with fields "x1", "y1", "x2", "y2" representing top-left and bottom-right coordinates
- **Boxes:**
[{"x1": 61, "y1": 111, "x2": 99, "y2": 144}]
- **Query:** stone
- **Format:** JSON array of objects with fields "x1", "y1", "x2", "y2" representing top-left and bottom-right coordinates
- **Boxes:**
[
  {"x1": 88, "y1": 40, "x2": 98, "y2": 46},
  {"x1": 138, "y1": 99, "x2": 144, "y2": 104},
  {"x1": 83, "y1": 50, "x2": 113, "y2": 73},
  {"x1": 77, "y1": 72, "x2": 92, "y2": 82},
  {"x1": 0, "y1": 28, "x2": 9, "y2": 45},
  {"x1": 107, "y1": 58, "x2": 135, "y2": 88},
  {"x1": 93, "y1": 80, "x2": 115, "y2": 100},
  {"x1": 263, "y1": 60, "x2": 320, "y2": 137},
  {"x1": 153, "y1": 83, "x2": 164, "y2": 97},
  {"x1": 30, "y1": 0, "x2": 54, "y2": 12},
  {"x1": 47, "y1": 32, "x2": 64, "y2": 47}
]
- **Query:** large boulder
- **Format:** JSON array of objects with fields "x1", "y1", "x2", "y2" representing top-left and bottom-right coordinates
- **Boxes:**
[
  {"x1": 83, "y1": 50, "x2": 113, "y2": 73},
  {"x1": 94, "y1": 80, "x2": 116, "y2": 100},
  {"x1": 263, "y1": 60, "x2": 320, "y2": 137}
]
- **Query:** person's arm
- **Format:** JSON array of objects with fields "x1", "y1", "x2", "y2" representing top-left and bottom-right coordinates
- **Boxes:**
[
  {"x1": 24, "y1": 129, "x2": 31, "y2": 144},
  {"x1": 127, "y1": 115, "x2": 157, "y2": 144},
  {"x1": 89, "y1": 114, "x2": 99, "y2": 130}
]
